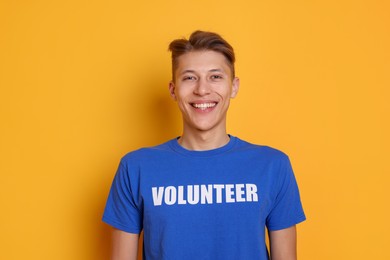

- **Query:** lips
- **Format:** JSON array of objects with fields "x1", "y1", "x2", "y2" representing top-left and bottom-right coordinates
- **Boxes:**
[{"x1": 191, "y1": 102, "x2": 217, "y2": 111}]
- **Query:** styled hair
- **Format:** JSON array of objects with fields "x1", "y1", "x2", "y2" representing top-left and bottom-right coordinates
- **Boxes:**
[{"x1": 168, "y1": 30, "x2": 235, "y2": 81}]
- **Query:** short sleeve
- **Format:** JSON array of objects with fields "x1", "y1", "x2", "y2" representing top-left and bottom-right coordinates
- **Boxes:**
[
  {"x1": 102, "y1": 159, "x2": 143, "y2": 234},
  {"x1": 266, "y1": 156, "x2": 306, "y2": 231}
]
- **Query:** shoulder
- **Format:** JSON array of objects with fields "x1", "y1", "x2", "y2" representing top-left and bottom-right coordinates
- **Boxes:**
[
  {"x1": 233, "y1": 136, "x2": 290, "y2": 162},
  {"x1": 119, "y1": 138, "x2": 177, "y2": 165}
]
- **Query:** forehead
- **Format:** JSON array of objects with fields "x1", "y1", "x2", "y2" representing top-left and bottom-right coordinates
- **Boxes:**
[{"x1": 175, "y1": 50, "x2": 231, "y2": 74}]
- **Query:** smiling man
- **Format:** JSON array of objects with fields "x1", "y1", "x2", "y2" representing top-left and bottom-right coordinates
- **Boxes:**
[
  {"x1": 169, "y1": 49, "x2": 239, "y2": 150},
  {"x1": 103, "y1": 31, "x2": 306, "y2": 260}
]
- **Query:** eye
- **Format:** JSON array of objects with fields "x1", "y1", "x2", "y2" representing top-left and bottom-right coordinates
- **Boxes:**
[
  {"x1": 183, "y1": 76, "x2": 196, "y2": 81},
  {"x1": 211, "y1": 75, "x2": 223, "y2": 80}
]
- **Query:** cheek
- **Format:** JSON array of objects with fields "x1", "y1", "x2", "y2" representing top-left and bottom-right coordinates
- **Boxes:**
[
  {"x1": 175, "y1": 92, "x2": 188, "y2": 107},
  {"x1": 216, "y1": 85, "x2": 232, "y2": 98},
  {"x1": 176, "y1": 87, "x2": 192, "y2": 99}
]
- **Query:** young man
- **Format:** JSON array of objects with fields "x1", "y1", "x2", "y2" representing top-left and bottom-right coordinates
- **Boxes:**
[{"x1": 103, "y1": 31, "x2": 306, "y2": 260}]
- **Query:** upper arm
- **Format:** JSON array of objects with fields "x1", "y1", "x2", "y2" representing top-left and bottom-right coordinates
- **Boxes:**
[
  {"x1": 111, "y1": 228, "x2": 139, "y2": 260},
  {"x1": 268, "y1": 225, "x2": 297, "y2": 260}
]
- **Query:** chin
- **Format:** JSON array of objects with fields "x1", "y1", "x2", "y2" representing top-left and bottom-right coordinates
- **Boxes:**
[
  {"x1": 196, "y1": 126, "x2": 215, "y2": 132},
  {"x1": 185, "y1": 117, "x2": 225, "y2": 133},
  {"x1": 193, "y1": 122, "x2": 222, "y2": 132}
]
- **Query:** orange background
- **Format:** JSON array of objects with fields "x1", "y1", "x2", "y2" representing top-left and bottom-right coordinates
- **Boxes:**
[{"x1": 0, "y1": 0, "x2": 389, "y2": 259}]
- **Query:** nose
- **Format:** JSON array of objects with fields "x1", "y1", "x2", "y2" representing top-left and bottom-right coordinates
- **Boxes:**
[{"x1": 193, "y1": 78, "x2": 211, "y2": 96}]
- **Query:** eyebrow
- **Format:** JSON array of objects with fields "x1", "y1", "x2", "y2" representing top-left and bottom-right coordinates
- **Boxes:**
[
  {"x1": 209, "y1": 69, "x2": 224, "y2": 73},
  {"x1": 179, "y1": 69, "x2": 224, "y2": 75},
  {"x1": 180, "y1": 69, "x2": 196, "y2": 75}
]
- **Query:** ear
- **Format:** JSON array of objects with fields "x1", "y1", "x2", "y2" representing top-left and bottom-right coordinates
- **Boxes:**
[
  {"x1": 169, "y1": 81, "x2": 177, "y2": 101},
  {"x1": 230, "y1": 77, "x2": 240, "y2": 98}
]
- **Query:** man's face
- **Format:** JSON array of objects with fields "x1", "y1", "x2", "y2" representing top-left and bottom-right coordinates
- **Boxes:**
[{"x1": 169, "y1": 50, "x2": 239, "y2": 134}]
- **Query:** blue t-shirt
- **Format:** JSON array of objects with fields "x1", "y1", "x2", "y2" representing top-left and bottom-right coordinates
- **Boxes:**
[{"x1": 103, "y1": 136, "x2": 306, "y2": 259}]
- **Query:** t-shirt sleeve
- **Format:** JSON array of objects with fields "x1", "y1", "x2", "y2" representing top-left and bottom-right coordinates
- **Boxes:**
[
  {"x1": 266, "y1": 156, "x2": 306, "y2": 231},
  {"x1": 102, "y1": 159, "x2": 143, "y2": 234}
]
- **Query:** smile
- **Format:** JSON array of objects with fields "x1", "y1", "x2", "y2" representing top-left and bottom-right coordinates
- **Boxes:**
[{"x1": 191, "y1": 102, "x2": 217, "y2": 110}]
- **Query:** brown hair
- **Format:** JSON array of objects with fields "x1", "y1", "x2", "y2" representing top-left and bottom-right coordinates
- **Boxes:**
[{"x1": 168, "y1": 30, "x2": 235, "y2": 81}]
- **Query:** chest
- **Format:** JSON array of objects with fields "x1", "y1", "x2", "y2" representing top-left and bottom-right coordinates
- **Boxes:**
[{"x1": 137, "y1": 156, "x2": 279, "y2": 225}]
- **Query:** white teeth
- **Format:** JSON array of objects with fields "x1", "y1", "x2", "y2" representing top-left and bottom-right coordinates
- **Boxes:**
[{"x1": 192, "y1": 103, "x2": 216, "y2": 110}]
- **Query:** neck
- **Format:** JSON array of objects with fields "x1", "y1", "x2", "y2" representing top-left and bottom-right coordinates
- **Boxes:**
[{"x1": 178, "y1": 127, "x2": 230, "y2": 151}]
